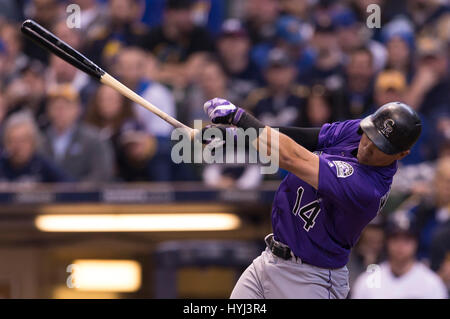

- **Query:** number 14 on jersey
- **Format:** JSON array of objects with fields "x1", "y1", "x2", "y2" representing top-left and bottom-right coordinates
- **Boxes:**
[{"x1": 292, "y1": 187, "x2": 321, "y2": 231}]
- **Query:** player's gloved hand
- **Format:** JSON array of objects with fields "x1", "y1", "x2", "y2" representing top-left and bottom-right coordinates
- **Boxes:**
[{"x1": 203, "y1": 98, "x2": 245, "y2": 125}]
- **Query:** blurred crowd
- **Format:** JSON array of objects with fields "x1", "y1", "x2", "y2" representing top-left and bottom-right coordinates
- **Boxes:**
[{"x1": 0, "y1": 0, "x2": 449, "y2": 297}]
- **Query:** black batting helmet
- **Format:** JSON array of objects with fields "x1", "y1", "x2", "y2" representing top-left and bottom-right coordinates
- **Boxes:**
[{"x1": 359, "y1": 102, "x2": 422, "y2": 155}]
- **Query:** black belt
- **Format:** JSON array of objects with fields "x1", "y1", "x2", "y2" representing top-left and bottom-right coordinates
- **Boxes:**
[{"x1": 265, "y1": 234, "x2": 300, "y2": 262}]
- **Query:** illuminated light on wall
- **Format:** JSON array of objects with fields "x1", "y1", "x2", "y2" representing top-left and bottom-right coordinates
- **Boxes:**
[
  {"x1": 69, "y1": 260, "x2": 141, "y2": 292},
  {"x1": 35, "y1": 213, "x2": 241, "y2": 232}
]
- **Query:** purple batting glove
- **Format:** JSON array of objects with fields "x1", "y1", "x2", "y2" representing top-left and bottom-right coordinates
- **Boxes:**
[{"x1": 203, "y1": 98, "x2": 245, "y2": 125}]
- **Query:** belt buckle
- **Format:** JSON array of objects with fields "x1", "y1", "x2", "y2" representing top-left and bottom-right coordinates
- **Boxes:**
[{"x1": 265, "y1": 234, "x2": 301, "y2": 262}]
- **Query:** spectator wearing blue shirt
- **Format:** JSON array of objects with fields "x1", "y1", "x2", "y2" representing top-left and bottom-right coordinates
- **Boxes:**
[
  {"x1": 381, "y1": 18, "x2": 416, "y2": 82},
  {"x1": 395, "y1": 157, "x2": 450, "y2": 261}
]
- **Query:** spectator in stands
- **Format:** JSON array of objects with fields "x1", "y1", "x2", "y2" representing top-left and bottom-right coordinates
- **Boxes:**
[
  {"x1": 202, "y1": 161, "x2": 263, "y2": 190},
  {"x1": 406, "y1": 37, "x2": 450, "y2": 162},
  {"x1": 185, "y1": 57, "x2": 247, "y2": 126},
  {"x1": 391, "y1": 134, "x2": 450, "y2": 197},
  {"x1": 71, "y1": 0, "x2": 106, "y2": 34},
  {"x1": 334, "y1": 8, "x2": 387, "y2": 72},
  {"x1": 245, "y1": 48, "x2": 307, "y2": 127},
  {"x1": 381, "y1": 18, "x2": 415, "y2": 81},
  {"x1": 46, "y1": 20, "x2": 97, "y2": 106},
  {"x1": 85, "y1": 0, "x2": 150, "y2": 66},
  {"x1": 373, "y1": 70, "x2": 407, "y2": 110},
  {"x1": 298, "y1": 19, "x2": 344, "y2": 90},
  {"x1": 406, "y1": 37, "x2": 449, "y2": 120},
  {"x1": 0, "y1": 111, "x2": 69, "y2": 183},
  {"x1": 349, "y1": 0, "x2": 389, "y2": 27},
  {"x1": 430, "y1": 218, "x2": 450, "y2": 296},
  {"x1": 0, "y1": 22, "x2": 29, "y2": 83},
  {"x1": 347, "y1": 218, "x2": 385, "y2": 289},
  {"x1": 46, "y1": 55, "x2": 97, "y2": 109},
  {"x1": 298, "y1": 84, "x2": 335, "y2": 127},
  {"x1": 85, "y1": 84, "x2": 144, "y2": 175},
  {"x1": 0, "y1": 38, "x2": 6, "y2": 83},
  {"x1": 0, "y1": 91, "x2": 7, "y2": 133},
  {"x1": 114, "y1": 47, "x2": 175, "y2": 139},
  {"x1": 351, "y1": 216, "x2": 448, "y2": 299},
  {"x1": 142, "y1": 0, "x2": 215, "y2": 89},
  {"x1": 406, "y1": 0, "x2": 450, "y2": 35},
  {"x1": 85, "y1": 84, "x2": 135, "y2": 141},
  {"x1": 279, "y1": 0, "x2": 310, "y2": 20},
  {"x1": 4, "y1": 61, "x2": 48, "y2": 128},
  {"x1": 243, "y1": 0, "x2": 279, "y2": 45},
  {"x1": 26, "y1": 0, "x2": 61, "y2": 29},
  {"x1": 22, "y1": 0, "x2": 62, "y2": 64},
  {"x1": 115, "y1": 126, "x2": 173, "y2": 182},
  {"x1": 251, "y1": 15, "x2": 315, "y2": 79},
  {"x1": 41, "y1": 84, "x2": 113, "y2": 183},
  {"x1": 333, "y1": 47, "x2": 375, "y2": 120},
  {"x1": 395, "y1": 157, "x2": 450, "y2": 261},
  {"x1": 216, "y1": 19, "x2": 259, "y2": 84},
  {"x1": 52, "y1": 18, "x2": 84, "y2": 52},
  {"x1": 0, "y1": 0, "x2": 25, "y2": 22}
]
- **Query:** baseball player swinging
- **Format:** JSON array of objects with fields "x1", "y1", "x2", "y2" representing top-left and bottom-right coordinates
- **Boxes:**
[{"x1": 203, "y1": 98, "x2": 422, "y2": 299}]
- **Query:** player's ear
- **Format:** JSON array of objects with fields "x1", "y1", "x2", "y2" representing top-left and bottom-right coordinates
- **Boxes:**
[{"x1": 395, "y1": 150, "x2": 410, "y2": 160}]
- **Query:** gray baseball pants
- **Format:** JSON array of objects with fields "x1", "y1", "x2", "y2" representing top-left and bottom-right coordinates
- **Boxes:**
[{"x1": 230, "y1": 247, "x2": 350, "y2": 299}]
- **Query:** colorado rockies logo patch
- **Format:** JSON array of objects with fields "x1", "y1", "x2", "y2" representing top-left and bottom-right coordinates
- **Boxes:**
[{"x1": 332, "y1": 161, "x2": 354, "y2": 178}]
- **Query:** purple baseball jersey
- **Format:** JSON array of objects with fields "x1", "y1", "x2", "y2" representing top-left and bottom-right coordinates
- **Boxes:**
[{"x1": 272, "y1": 119, "x2": 397, "y2": 269}]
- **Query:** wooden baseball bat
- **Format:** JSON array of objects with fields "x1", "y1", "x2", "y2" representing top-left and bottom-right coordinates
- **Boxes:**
[{"x1": 21, "y1": 19, "x2": 196, "y2": 137}]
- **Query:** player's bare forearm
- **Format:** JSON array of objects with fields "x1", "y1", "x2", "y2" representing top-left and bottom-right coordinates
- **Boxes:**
[{"x1": 253, "y1": 126, "x2": 319, "y2": 189}]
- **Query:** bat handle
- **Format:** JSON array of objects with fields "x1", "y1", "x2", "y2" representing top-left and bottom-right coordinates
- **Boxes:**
[{"x1": 100, "y1": 73, "x2": 197, "y2": 138}]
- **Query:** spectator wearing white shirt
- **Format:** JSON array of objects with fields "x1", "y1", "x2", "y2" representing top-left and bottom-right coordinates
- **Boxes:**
[{"x1": 351, "y1": 216, "x2": 447, "y2": 299}]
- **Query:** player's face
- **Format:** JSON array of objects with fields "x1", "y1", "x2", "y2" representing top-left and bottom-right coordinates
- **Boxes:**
[{"x1": 357, "y1": 133, "x2": 409, "y2": 166}]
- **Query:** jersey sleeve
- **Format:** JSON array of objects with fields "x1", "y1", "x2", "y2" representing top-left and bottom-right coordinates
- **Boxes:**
[
  {"x1": 318, "y1": 155, "x2": 377, "y2": 212},
  {"x1": 318, "y1": 119, "x2": 361, "y2": 149}
]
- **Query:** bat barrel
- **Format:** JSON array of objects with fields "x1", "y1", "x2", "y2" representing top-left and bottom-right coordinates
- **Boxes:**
[{"x1": 21, "y1": 19, "x2": 105, "y2": 80}]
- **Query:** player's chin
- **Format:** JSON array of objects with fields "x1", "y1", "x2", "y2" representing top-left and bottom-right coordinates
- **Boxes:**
[{"x1": 357, "y1": 152, "x2": 370, "y2": 165}]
